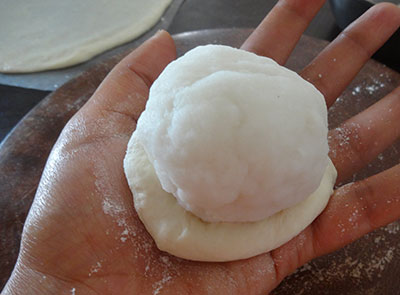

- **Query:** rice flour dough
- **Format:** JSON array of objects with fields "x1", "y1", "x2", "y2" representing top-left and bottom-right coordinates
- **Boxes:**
[
  {"x1": 124, "y1": 45, "x2": 337, "y2": 261},
  {"x1": 0, "y1": 0, "x2": 171, "y2": 73},
  {"x1": 125, "y1": 134, "x2": 336, "y2": 261}
]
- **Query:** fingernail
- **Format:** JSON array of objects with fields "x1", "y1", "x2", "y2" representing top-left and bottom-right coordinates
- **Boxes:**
[{"x1": 152, "y1": 29, "x2": 165, "y2": 39}]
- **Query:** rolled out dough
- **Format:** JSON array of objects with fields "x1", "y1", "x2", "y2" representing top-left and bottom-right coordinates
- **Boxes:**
[
  {"x1": 124, "y1": 133, "x2": 337, "y2": 262},
  {"x1": 0, "y1": 0, "x2": 172, "y2": 73}
]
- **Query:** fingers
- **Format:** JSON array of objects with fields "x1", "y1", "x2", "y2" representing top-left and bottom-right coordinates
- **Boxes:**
[
  {"x1": 301, "y1": 3, "x2": 400, "y2": 107},
  {"x1": 270, "y1": 227, "x2": 315, "y2": 282},
  {"x1": 241, "y1": 0, "x2": 325, "y2": 64},
  {"x1": 271, "y1": 162, "x2": 400, "y2": 280},
  {"x1": 329, "y1": 86, "x2": 400, "y2": 184},
  {"x1": 85, "y1": 30, "x2": 177, "y2": 122},
  {"x1": 311, "y1": 163, "x2": 400, "y2": 258}
]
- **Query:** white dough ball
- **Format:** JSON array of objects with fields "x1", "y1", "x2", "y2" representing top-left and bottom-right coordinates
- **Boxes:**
[{"x1": 135, "y1": 45, "x2": 329, "y2": 223}]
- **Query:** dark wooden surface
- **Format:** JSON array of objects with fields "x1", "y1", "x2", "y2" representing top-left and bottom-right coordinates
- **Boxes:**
[
  {"x1": 0, "y1": 85, "x2": 49, "y2": 142},
  {"x1": 1, "y1": 28, "x2": 400, "y2": 294}
]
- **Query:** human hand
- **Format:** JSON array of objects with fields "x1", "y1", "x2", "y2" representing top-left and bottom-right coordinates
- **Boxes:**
[{"x1": 3, "y1": 1, "x2": 400, "y2": 294}]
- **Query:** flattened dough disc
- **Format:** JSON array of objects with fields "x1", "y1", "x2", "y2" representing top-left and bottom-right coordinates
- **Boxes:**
[
  {"x1": 124, "y1": 133, "x2": 337, "y2": 262},
  {"x1": 0, "y1": 0, "x2": 171, "y2": 73}
]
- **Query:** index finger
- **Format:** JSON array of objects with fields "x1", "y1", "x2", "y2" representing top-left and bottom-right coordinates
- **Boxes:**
[
  {"x1": 241, "y1": 0, "x2": 325, "y2": 64},
  {"x1": 88, "y1": 30, "x2": 177, "y2": 123}
]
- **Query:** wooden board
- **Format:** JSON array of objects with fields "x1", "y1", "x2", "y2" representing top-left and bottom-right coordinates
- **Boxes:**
[{"x1": 1, "y1": 28, "x2": 399, "y2": 293}]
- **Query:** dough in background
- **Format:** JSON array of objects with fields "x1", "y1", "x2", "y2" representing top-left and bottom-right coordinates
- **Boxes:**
[{"x1": 0, "y1": 0, "x2": 171, "y2": 73}]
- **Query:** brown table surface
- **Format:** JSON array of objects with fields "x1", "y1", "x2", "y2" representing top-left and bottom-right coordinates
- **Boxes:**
[{"x1": 1, "y1": 28, "x2": 400, "y2": 294}]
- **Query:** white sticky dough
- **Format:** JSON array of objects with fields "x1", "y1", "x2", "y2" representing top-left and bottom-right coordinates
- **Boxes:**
[{"x1": 135, "y1": 45, "x2": 329, "y2": 222}]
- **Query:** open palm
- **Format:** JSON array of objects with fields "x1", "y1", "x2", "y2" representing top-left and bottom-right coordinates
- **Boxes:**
[{"x1": 3, "y1": 1, "x2": 400, "y2": 294}]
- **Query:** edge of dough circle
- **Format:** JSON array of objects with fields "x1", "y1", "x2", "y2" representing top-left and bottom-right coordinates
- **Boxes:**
[
  {"x1": 0, "y1": 0, "x2": 172, "y2": 73},
  {"x1": 124, "y1": 133, "x2": 337, "y2": 262}
]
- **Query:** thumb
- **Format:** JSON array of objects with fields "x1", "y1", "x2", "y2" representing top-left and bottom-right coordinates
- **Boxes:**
[{"x1": 84, "y1": 30, "x2": 177, "y2": 123}]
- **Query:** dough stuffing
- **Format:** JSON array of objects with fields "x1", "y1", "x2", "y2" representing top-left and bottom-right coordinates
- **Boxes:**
[{"x1": 124, "y1": 45, "x2": 337, "y2": 262}]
